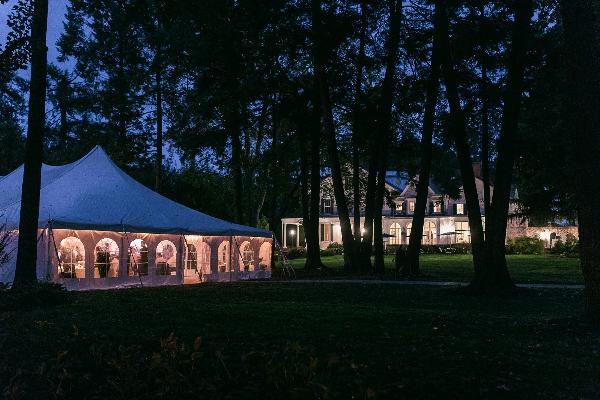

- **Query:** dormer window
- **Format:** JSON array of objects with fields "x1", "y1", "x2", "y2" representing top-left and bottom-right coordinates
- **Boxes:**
[
  {"x1": 322, "y1": 198, "x2": 333, "y2": 214},
  {"x1": 456, "y1": 203, "x2": 465, "y2": 215},
  {"x1": 433, "y1": 201, "x2": 442, "y2": 213},
  {"x1": 408, "y1": 200, "x2": 415, "y2": 213}
]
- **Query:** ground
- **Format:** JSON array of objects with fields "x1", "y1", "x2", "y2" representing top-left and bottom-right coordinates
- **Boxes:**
[
  {"x1": 2, "y1": 281, "x2": 598, "y2": 399},
  {"x1": 281, "y1": 254, "x2": 582, "y2": 284}
]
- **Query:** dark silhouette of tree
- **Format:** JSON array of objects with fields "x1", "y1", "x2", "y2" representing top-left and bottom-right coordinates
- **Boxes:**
[
  {"x1": 14, "y1": 0, "x2": 49, "y2": 287},
  {"x1": 561, "y1": 0, "x2": 600, "y2": 321}
]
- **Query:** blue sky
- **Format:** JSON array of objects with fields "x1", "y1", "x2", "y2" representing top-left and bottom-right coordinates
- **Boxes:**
[{"x1": 1, "y1": 0, "x2": 69, "y2": 66}]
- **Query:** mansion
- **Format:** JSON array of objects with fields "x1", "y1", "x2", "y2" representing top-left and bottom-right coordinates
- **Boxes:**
[{"x1": 281, "y1": 164, "x2": 576, "y2": 250}]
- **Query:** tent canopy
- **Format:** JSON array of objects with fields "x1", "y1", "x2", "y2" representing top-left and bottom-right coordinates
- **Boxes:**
[{"x1": 0, "y1": 146, "x2": 271, "y2": 238}]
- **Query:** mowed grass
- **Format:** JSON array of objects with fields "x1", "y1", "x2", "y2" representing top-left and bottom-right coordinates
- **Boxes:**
[
  {"x1": 1, "y1": 282, "x2": 599, "y2": 399},
  {"x1": 282, "y1": 254, "x2": 583, "y2": 284}
]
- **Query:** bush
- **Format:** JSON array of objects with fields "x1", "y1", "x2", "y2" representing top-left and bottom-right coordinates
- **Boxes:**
[
  {"x1": 325, "y1": 242, "x2": 344, "y2": 255},
  {"x1": 284, "y1": 247, "x2": 306, "y2": 259},
  {"x1": 0, "y1": 281, "x2": 68, "y2": 311},
  {"x1": 551, "y1": 234, "x2": 579, "y2": 257},
  {"x1": 506, "y1": 236, "x2": 545, "y2": 255}
]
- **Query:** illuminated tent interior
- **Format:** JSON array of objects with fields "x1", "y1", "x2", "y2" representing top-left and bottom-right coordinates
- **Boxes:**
[{"x1": 0, "y1": 146, "x2": 273, "y2": 290}]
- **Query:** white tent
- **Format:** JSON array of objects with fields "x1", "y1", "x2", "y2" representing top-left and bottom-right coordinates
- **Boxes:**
[{"x1": 0, "y1": 146, "x2": 273, "y2": 289}]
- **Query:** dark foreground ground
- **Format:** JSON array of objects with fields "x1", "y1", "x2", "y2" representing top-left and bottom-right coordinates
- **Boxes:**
[{"x1": 2, "y1": 282, "x2": 599, "y2": 399}]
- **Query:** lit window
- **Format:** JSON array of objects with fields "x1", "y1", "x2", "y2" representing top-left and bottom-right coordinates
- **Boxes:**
[
  {"x1": 259, "y1": 242, "x2": 272, "y2": 271},
  {"x1": 218, "y1": 241, "x2": 230, "y2": 272},
  {"x1": 455, "y1": 221, "x2": 470, "y2": 243},
  {"x1": 456, "y1": 204, "x2": 465, "y2": 215},
  {"x1": 322, "y1": 198, "x2": 333, "y2": 214},
  {"x1": 434, "y1": 202, "x2": 442, "y2": 213},
  {"x1": 409, "y1": 201, "x2": 415, "y2": 213},
  {"x1": 156, "y1": 240, "x2": 177, "y2": 276},
  {"x1": 389, "y1": 223, "x2": 401, "y2": 245},
  {"x1": 239, "y1": 241, "x2": 255, "y2": 272},
  {"x1": 128, "y1": 239, "x2": 148, "y2": 276},
  {"x1": 94, "y1": 238, "x2": 119, "y2": 278},
  {"x1": 58, "y1": 237, "x2": 85, "y2": 278}
]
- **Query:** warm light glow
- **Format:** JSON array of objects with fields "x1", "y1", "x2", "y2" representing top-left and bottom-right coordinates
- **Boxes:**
[
  {"x1": 539, "y1": 230, "x2": 551, "y2": 242},
  {"x1": 361, "y1": 228, "x2": 366, "y2": 234},
  {"x1": 290, "y1": 229, "x2": 296, "y2": 236}
]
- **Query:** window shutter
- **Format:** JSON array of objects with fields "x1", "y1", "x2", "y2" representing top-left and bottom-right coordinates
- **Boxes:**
[
  {"x1": 453, "y1": 203, "x2": 457, "y2": 215},
  {"x1": 429, "y1": 201, "x2": 434, "y2": 214}
]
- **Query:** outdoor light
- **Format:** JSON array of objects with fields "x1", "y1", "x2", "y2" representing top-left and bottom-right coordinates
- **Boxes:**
[
  {"x1": 361, "y1": 228, "x2": 366, "y2": 234},
  {"x1": 290, "y1": 229, "x2": 296, "y2": 236}
]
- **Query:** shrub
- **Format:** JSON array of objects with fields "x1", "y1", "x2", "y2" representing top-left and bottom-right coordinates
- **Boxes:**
[
  {"x1": 551, "y1": 234, "x2": 579, "y2": 257},
  {"x1": 285, "y1": 247, "x2": 306, "y2": 259},
  {"x1": 325, "y1": 242, "x2": 344, "y2": 255},
  {"x1": 0, "y1": 281, "x2": 68, "y2": 311},
  {"x1": 506, "y1": 236, "x2": 545, "y2": 255}
]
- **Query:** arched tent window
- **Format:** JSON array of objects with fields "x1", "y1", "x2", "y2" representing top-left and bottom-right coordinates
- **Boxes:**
[
  {"x1": 406, "y1": 223, "x2": 412, "y2": 244},
  {"x1": 389, "y1": 223, "x2": 401, "y2": 245},
  {"x1": 198, "y1": 242, "x2": 211, "y2": 274},
  {"x1": 259, "y1": 242, "x2": 272, "y2": 271},
  {"x1": 239, "y1": 241, "x2": 255, "y2": 272},
  {"x1": 218, "y1": 241, "x2": 229, "y2": 272},
  {"x1": 156, "y1": 240, "x2": 177, "y2": 275},
  {"x1": 94, "y1": 238, "x2": 119, "y2": 278},
  {"x1": 184, "y1": 243, "x2": 198, "y2": 277},
  {"x1": 58, "y1": 237, "x2": 85, "y2": 278},
  {"x1": 128, "y1": 239, "x2": 148, "y2": 276},
  {"x1": 424, "y1": 221, "x2": 436, "y2": 245}
]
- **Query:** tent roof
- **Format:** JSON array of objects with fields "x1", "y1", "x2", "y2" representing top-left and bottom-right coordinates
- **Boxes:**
[{"x1": 0, "y1": 146, "x2": 271, "y2": 238}]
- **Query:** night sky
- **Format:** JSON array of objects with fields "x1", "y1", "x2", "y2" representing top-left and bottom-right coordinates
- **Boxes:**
[{"x1": 1, "y1": 0, "x2": 69, "y2": 67}]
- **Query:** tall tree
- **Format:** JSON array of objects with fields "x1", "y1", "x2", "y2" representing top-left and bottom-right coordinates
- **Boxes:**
[
  {"x1": 14, "y1": 0, "x2": 49, "y2": 287},
  {"x1": 311, "y1": 0, "x2": 358, "y2": 270},
  {"x1": 561, "y1": 0, "x2": 600, "y2": 321},
  {"x1": 476, "y1": 0, "x2": 533, "y2": 292},
  {"x1": 373, "y1": 0, "x2": 403, "y2": 274},
  {"x1": 405, "y1": 1, "x2": 442, "y2": 278}
]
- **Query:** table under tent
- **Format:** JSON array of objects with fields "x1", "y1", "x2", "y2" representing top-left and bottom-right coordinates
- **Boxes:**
[{"x1": 0, "y1": 146, "x2": 273, "y2": 290}]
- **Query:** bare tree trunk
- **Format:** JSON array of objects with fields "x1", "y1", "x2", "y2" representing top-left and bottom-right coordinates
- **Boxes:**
[
  {"x1": 438, "y1": 3, "x2": 486, "y2": 274},
  {"x1": 360, "y1": 156, "x2": 377, "y2": 269},
  {"x1": 477, "y1": 0, "x2": 532, "y2": 293},
  {"x1": 311, "y1": 0, "x2": 356, "y2": 270},
  {"x1": 352, "y1": 0, "x2": 367, "y2": 270},
  {"x1": 405, "y1": 1, "x2": 442, "y2": 278},
  {"x1": 561, "y1": 0, "x2": 600, "y2": 322},
  {"x1": 373, "y1": 0, "x2": 402, "y2": 274},
  {"x1": 229, "y1": 112, "x2": 245, "y2": 225},
  {"x1": 154, "y1": 53, "x2": 163, "y2": 193},
  {"x1": 14, "y1": 0, "x2": 49, "y2": 287},
  {"x1": 479, "y1": 5, "x2": 491, "y2": 218}
]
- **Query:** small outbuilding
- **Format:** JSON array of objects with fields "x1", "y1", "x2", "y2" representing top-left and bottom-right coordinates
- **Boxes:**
[{"x1": 0, "y1": 146, "x2": 272, "y2": 290}]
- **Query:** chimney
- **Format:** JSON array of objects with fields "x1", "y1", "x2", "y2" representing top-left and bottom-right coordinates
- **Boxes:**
[{"x1": 472, "y1": 162, "x2": 482, "y2": 179}]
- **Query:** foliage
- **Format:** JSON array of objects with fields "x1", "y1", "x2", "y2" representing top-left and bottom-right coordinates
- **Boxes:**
[
  {"x1": 0, "y1": 281, "x2": 68, "y2": 311},
  {"x1": 551, "y1": 234, "x2": 579, "y2": 258},
  {"x1": 506, "y1": 236, "x2": 545, "y2": 255}
]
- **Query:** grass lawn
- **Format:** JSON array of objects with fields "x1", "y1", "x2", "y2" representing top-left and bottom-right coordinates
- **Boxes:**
[
  {"x1": 1, "y1": 282, "x2": 598, "y2": 399},
  {"x1": 281, "y1": 254, "x2": 583, "y2": 284}
]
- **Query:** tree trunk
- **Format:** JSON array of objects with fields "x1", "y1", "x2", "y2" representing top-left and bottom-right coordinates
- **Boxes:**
[
  {"x1": 229, "y1": 112, "x2": 245, "y2": 225},
  {"x1": 360, "y1": 155, "x2": 377, "y2": 269},
  {"x1": 154, "y1": 54, "x2": 163, "y2": 193},
  {"x1": 311, "y1": 0, "x2": 356, "y2": 270},
  {"x1": 479, "y1": 5, "x2": 491, "y2": 219},
  {"x1": 438, "y1": 3, "x2": 486, "y2": 274},
  {"x1": 352, "y1": 0, "x2": 367, "y2": 270},
  {"x1": 13, "y1": 0, "x2": 49, "y2": 288},
  {"x1": 561, "y1": 0, "x2": 600, "y2": 322},
  {"x1": 373, "y1": 0, "x2": 402, "y2": 274},
  {"x1": 477, "y1": 0, "x2": 532, "y2": 293},
  {"x1": 405, "y1": 1, "x2": 442, "y2": 278}
]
